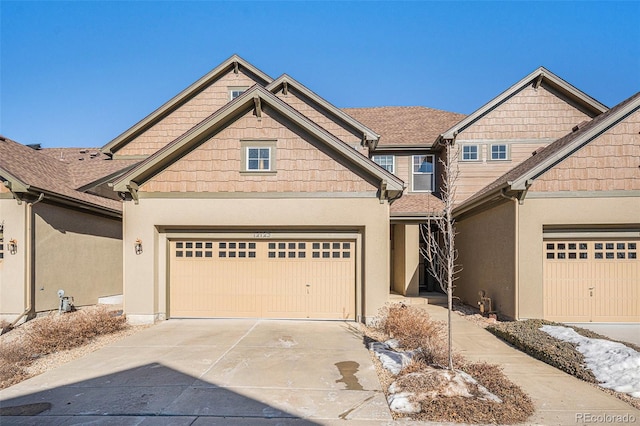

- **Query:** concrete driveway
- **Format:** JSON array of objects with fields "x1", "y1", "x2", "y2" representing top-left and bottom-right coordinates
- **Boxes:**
[{"x1": 0, "y1": 319, "x2": 393, "y2": 425}]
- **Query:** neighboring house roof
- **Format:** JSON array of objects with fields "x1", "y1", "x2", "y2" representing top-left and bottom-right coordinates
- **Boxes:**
[
  {"x1": 41, "y1": 148, "x2": 140, "y2": 189},
  {"x1": 0, "y1": 137, "x2": 122, "y2": 215},
  {"x1": 344, "y1": 106, "x2": 465, "y2": 149},
  {"x1": 390, "y1": 193, "x2": 445, "y2": 218},
  {"x1": 113, "y1": 85, "x2": 404, "y2": 197},
  {"x1": 101, "y1": 54, "x2": 274, "y2": 156},
  {"x1": 436, "y1": 67, "x2": 609, "y2": 146},
  {"x1": 266, "y1": 74, "x2": 380, "y2": 143},
  {"x1": 455, "y1": 91, "x2": 640, "y2": 216}
]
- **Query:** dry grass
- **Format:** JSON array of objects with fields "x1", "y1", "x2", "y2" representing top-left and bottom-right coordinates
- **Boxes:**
[
  {"x1": 368, "y1": 303, "x2": 534, "y2": 424},
  {"x1": 0, "y1": 307, "x2": 128, "y2": 389}
]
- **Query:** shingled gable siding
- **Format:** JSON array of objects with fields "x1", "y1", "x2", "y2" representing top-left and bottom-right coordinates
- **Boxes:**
[
  {"x1": 274, "y1": 90, "x2": 366, "y2": 155},
  {"x1": 139, "y1": 109, "x2": 378, "y2": 194},
  {"x1": 458, "y1": 84, "x2": 595, "y2": 141},
  {"x1": 116, "y1": 69, "x2": 263, "y2": 157},
  {"x1": 529, "y1": 109, "x2": 640, "y2": 192},
  {"x1": 452, "y1": 84, "x2": 597, "y2": 202}
]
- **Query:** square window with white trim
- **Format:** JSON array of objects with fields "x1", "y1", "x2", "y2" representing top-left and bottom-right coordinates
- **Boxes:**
[
  {"x1": 372, "y1": 155, "x2": 395, "y2": 174},
  {"x1": 247, "y1": 147, "x2": 271, "y2": 171},
  {"x1": 241, "y1": 141, "x2": 276, "y2": 173},
  {"x1": 461, "y1": 145, "x2": 479, "y2": 161},
  {"x1": 412, "y1": 155, "x2": 435, "y2": 192},
  {"x1": 490, "y1": 144, "x2": 509, "y2": 160},
  {"x1": 229, "y1": 87, "x2": 248, "y2": 100}
]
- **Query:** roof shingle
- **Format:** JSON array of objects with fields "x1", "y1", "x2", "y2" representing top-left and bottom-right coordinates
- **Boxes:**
[
  {"x1": 0, "y1": 137, "x2": 123, "y2": 212},
  {"x1": 343, "y1": 106, "x2": 465, "y2": 147}
]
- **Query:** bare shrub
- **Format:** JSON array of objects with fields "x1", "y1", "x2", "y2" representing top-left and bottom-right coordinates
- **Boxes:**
[{"x1": 376, "y1": 304, "x2": 458, "y2": 367}]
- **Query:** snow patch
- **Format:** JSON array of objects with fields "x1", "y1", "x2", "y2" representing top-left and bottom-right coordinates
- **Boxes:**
[
  {"x1": 370, "y1": 341, "x2": 417, "y2": 375},
  {"x1": 540, "y1": 325, "x2": 640, "y2": 398}
]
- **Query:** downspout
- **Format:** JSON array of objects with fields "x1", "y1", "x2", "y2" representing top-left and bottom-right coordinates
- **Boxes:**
[
  {"x1": 499, "y1": 188, "x2": 520, "y2": 320},
  {"x1": 8, "y1": 193, "x2": 44, "y2": 329}
]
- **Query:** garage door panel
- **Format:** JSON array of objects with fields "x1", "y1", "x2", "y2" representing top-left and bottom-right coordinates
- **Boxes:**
[
  {"x1": 169, "y1": 238, "x2": 356, "y2": 319},
  {"x1": 544, "y1": 239, "x2": 639, "y2": 322}
]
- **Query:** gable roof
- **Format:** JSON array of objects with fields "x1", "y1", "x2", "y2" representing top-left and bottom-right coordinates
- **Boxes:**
[
  {"x1": 101, "y1": 54, "x2": 273, "y2": 155},
  {"x1": 113, "y1": 85, "x2": 404, "y2": 197},
  {"x1": 455, "y1": 91, "x2": 640, "y2": 216},
  {"x1": 435, "y1": 67, "x2": 609, "y2": 147},
  {"x1": 266, "y1": 74, "x2": 380, "y2": 143},
  {"x1": 344, "y1": 106, "x2": 465, "y2": 149},
  {"x1": 0, "y1": 137, "x2": 122, "y2": 215}
]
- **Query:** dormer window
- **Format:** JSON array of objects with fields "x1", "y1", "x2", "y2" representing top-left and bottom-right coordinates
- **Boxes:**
[{"x1": 229, "y1": 87, "x2": 249, "y2": 101}]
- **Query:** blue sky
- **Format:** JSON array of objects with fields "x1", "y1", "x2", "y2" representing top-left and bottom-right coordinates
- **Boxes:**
[{"x1": 1, "y1": 1, "x2": 638, "y2": 148}]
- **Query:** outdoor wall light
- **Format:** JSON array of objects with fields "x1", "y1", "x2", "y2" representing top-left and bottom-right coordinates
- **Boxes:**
[
  {"x1": 134, "y1": 239, "x2": 143, "y2": 255},
  {"x1": 8, "y1": 239, "x2": 17, "y2": 255}
]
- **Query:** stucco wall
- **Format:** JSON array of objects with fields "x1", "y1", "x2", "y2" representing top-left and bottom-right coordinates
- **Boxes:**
[
  {"x1": 517, "y1": 195, "x2": 640, "y2": 319},
  {"x1": 33, "y1": 203, "x2": 122, "y2": 311},
  {"x1": 0, "y1": 197, "x2": 27, "y2": 320},
  {"x1": 122, "y1": 197, "x2": 390, "y2": 324},
  {"x1": 392, "y1": 224, "x2": 420, "y2": 296},
  {"x1": 455, "y1": 200, "x2": 517, "y2": 319}
]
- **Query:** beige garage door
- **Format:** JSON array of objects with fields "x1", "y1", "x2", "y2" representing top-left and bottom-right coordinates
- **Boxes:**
[
  {"x1": 543, "y1": 239, "x2": 639, "y2": 322},
  {"x1": 169, "y1": 238, "x2": 356, "y2": 319}
]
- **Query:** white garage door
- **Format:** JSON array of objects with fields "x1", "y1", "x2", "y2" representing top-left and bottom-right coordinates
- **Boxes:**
[
  {"x1": 543, "y1": 239, "x2": 639, "y2": 322},
  {"x1": 169, "y1": 238, "x2": 356, "y2": 319}
]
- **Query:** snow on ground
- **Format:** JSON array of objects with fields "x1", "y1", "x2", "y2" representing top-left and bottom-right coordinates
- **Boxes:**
[
  {"x1": 540, "y1": 325, "x2": 640, "y2": 398},
  {"x1": 370, "y1": 340, "x2": 417, "y2": 375},
  {"x1": 370, "y1": 340, "x2": 502, "y2": 413}
]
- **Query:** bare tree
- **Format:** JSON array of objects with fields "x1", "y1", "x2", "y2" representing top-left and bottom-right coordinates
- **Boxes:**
[{"x1": 420, "y1": 140, "x2": 461, "y2": 370}]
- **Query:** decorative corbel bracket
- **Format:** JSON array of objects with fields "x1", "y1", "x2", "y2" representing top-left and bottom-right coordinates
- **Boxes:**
[
  {"x1": 253, "y1": 95, "x2": 262, "y2": 120},
  {"x1": 127, "y1": 182, "x2": 140, "y2": 205},
  {"x1": 379, "y1": 180, "x2": 388, "y2": 203}
]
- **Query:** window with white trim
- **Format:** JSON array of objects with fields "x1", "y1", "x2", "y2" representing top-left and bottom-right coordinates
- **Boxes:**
[
  {"x1": 490, "y1": 144, "x2": 509, "y2": 160},
  {"x1": 247, "y1": 147, "x2": 271, "y2": 171},
  {"x1": 461, "y1": 145, "x2": 479, "y2": 161},
  {"x1": 229, "y1": 87, "x2": 248, "y2": 100},
  {"x1": 372, "y1": 155, "x2": 395, "y2": 174},
  {"x1": 412, "y1": 155, "x2": 434, "y2": 192}
]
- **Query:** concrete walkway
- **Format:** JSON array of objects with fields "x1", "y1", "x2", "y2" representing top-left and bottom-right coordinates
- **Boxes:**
[{"x1": 415, "y1": 302, "x2": 640, "y2": 426}]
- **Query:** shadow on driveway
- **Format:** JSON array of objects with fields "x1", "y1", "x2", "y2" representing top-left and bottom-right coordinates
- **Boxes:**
[{"x1": 0, "y1": 362, "x2": 318, "y2": 425}]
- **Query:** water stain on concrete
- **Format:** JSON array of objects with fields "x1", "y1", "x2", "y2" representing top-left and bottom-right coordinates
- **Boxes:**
[{"x1": 334, "y1": 361, "x2": 363, "y2": 390}]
